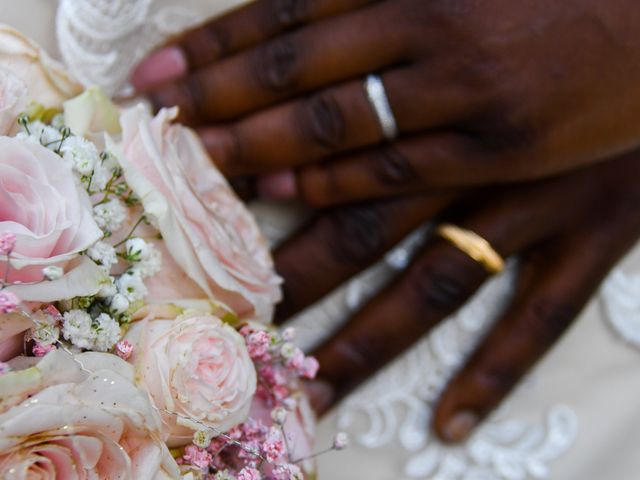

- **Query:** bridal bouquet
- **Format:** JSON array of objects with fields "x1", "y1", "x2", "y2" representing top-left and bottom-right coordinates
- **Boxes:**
[{"x1": 0, "y1": 26, "x2": 341, "y2": 480}]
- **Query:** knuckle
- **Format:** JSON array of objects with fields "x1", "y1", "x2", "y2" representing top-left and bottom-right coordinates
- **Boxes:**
[
  {"x1": 332, "y1": 338, "x2": 376, "y2": 371},
  {"x1": 184, "y1": 74, "x2": 206, "y2": 115},
  {"x1": 518, "y1": 299, "x2": 578, "y2": 343},
  {"x1": 184, "y1": 25, "x2": 230, "y2": 66},
  {"x1": 325, "y1": 206, "x2": 386, "y2": 266},
  {"x1": 300, "y1": 92, "x2": 346, "y2": 149},
  {"x1": 463, "y1": 104, "x2": 539, "y2": 155},
  {"x1": 408, "y1": 264, "x2": 473, "y2": 314},
  {"x1": 270, "y1": 0, "x2": 311, "y2": 29},
  {"x1": 253, "y1": 36, "x2": 299, "y2": 92},
  {"x1": 221, "y1": 126, "x2": 247, "y2": 172},
  {"x1": 371, "y1": 146, "x2": 417, "y2": 187}
]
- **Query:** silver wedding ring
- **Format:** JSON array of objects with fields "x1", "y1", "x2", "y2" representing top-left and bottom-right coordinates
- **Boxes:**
[{"x1": 364, "y1": 74, "x2": 399, "y2": 140}]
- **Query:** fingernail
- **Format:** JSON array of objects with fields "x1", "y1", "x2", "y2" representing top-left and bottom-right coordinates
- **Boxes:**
[
  {"x1": 132, "y1": 46, "x2": 187, "y2": 91},
  {"x1": 441, "y1": 410, "x2": 478, "y2": 443},
  {"x1": 303, "y1": 379, "x2": 336, "y2": 415},
  {"x1": 256, "y1": 170, "x2": 297, "y2": 200}
]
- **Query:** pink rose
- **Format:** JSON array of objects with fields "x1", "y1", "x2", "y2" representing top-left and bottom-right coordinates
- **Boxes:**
[
  {"x1": 0, "y1": 25, "x2": 81, "y2": 111},
  {"x1": 0, "y1": 350, "x2": 180, "y2": 479},
  {"x1": 126, "y1": 308, "x2": 257, "y2": 447},
  {"x1": 116, "y1": 106, "x2": 281, "y2": 322},
  {"x1": 0, "y1": 137, "x2": 104, "y2": 301},
  {"x1": 0, "y1": 67, "x2": 26, "y2": 136}
]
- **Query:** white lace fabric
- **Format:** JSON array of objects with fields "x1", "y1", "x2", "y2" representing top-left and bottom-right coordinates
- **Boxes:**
[{"x1": 5, "y1": 1, "x2": 640, "y2": 478}]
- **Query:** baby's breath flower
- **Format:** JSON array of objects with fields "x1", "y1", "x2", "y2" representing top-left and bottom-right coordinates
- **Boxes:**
[
  {"x1": 0, "y1": 291, "x2": 20, "y2": 314},
  {"x1": 281, "y1": 327, "x2": 296, "y2": 342},
  {"x1": 125, "y1": 237, "x2": 148, "y2": 261},
  {"x1": 60, "y1": 136, "x2": 99, "y2": 175},
  {"x1": 115, "y1": 340, "x2": 133, "y2": 360},
  {"x1": 0, "y1": 232, "x2": 16, "y2": 255},
  {"x1": 116, "y1": 271, "x2": 147, "y2": 302},
  {"x1": 33, "y1": 342, "x2": 56, "y2": 357},
  {"x1": 96, "y1": 277, "x2": 117, "y2": 298},
  {"x1": 94, "y1": 313, "x2": 121, "y2": 352},
  {"x1": 93, "y1": 199, "x2": 127, "y2": 233},
  {"x1": 213, "y1": 470, "x2": 237, "y2": 480},
  {"x1": 109, "y1": 293, "x2": 130, "y2": 315},
  {"x1": 332, "y1": 432, "x2": 349, "y2": 451},
  {"x1": 270, "y1": 407, "x2": 287, "y2": 426},
  {"x1": 62, "y1": 309, "x2": 95, "y2": 350},
  {"x1": 87, "y1": 241, "x2": 117, "y2": 271},
  {"x1": 134, "y1": 242, "x2": 161, "y2": 278},
  {"x1": 30, "y1": 310, "x2": 60, "y2": 346},
  {"x1": 192, "y1": 430, "x2": 212, "y2": 449},
  {"x1": 280, "y1": 342, "x2": 297, "y2": 359}
]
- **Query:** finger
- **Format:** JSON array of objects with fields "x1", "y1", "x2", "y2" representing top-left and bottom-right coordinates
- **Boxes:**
[
  {"x1": 132, "y1": 0, "x2": 376, "y2": 90},
  {"x1": 274, "y1": 192, "x2": 456, "y2": 323},
  {"x1": 200, "y1": 70, "x2": 473, "y2": 177},
  {"x1": 144, "y1": 2, "x2": 412, "y2": 123},
  {"x1": 264, "y1": 133, "x2": 493, "y2": 206},
  {"x1": 309, "y1": 168, "x2": 609, "y2": 411},
  {"x1": 433, "y1": 216, "x2": 640, "y2": 443},
  {"x1": 292, "y1": 132, "x2": 482, "y2": 207}
]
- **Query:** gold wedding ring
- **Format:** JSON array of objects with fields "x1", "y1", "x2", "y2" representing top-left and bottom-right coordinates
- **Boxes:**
[{"x1": 435, "y1": 223, "x2": 505, "y2": 274}]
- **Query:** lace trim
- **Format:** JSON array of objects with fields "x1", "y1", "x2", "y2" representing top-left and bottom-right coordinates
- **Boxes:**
[
  {"x1": 56, "y1": 0, "x2": 200, "y2": 96},
  {"x1": 601, "y1": 268, "x2": 640, "y2": 349}
]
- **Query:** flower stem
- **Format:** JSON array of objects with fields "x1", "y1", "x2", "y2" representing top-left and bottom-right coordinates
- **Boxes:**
[{"x1": 113, "y1": 216, "x2": 146, "y2": 248}]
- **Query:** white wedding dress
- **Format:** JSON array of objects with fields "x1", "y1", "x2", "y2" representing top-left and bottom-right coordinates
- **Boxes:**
[{"x1": 2, "y1": 1, "x2": 640, "y2": 479}]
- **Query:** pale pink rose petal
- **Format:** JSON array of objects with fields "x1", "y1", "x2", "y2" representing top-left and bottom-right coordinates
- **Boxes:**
[
  {"x1": 125, "y1": 311, "x2": 257, "y2": 447},
  {"x1": 0, "y1": 138, "x2": 102, "y2": 293},
  {"x1": 116, "y1": 106, "x2": 281, "y2": 322}
]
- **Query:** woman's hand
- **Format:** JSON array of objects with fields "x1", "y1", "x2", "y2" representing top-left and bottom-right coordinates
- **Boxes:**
[
  {"x1": 273, "y1": 150, "x2": 640, "y2": 443},
  {"x1": 133, "y1": 0, "x2": 640, "y2": 205}
]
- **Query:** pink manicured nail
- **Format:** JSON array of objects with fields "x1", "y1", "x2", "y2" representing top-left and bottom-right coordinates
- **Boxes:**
[
  {"x1": 442, "y1": 410, "x2": 479, "y2": 443},
  {"x1": 132, "y1": 46, "x2": 188, "y2": 92},
  {"x1": 256, "y1": 170, "x2": 297, "y2": 200}
]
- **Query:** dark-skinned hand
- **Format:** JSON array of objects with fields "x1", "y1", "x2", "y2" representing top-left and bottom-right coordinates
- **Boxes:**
[
  {"x1": 133, "y1": 0, "x2": 640, "y2": 205},
  {"x1": 274, "y1": 151, "x2": 639, "y2": 443}
]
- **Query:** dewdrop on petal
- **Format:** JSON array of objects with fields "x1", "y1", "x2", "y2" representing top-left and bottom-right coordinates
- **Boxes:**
[{"x1": 332, "y1": 432, "x2": 349, "y2": 451}]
